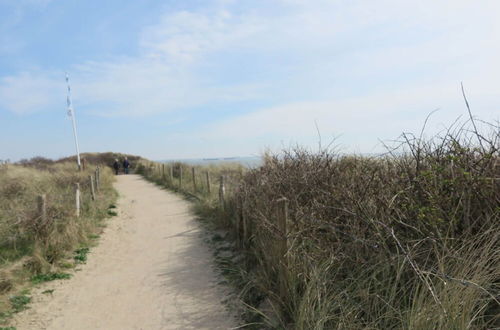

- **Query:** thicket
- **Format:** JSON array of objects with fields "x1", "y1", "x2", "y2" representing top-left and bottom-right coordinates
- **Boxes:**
[
  {"x1": 0, "y1": 161, "x2": 116, "y2": 323},
  {"x1": 140, "y1": 119, "x2": 499, "y2": 329},
  {"x1": 58, "y1": 152, "x2": 143, "y2": 170}
]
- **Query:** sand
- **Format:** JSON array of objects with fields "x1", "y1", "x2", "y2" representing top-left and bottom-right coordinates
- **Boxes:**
[{"x1": 13, "y1": 174, "x2": 236, "y2": 330}]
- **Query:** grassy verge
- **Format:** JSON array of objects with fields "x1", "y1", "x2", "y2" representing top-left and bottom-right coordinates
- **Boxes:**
[
  {"x1": 140, "y1": 118, "x2": 499, "y2": 329},
  {"x1": 0, "y1": 161, "x2": 117, "y2": 325}
]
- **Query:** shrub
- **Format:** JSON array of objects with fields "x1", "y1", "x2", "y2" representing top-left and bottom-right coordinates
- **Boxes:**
[{"x1": 140, "y1": 118, "x2": 499, "y2": 329}]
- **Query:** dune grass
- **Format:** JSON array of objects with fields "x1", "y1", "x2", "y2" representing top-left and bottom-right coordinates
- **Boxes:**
[
  {"x1": 141, "y1": 119, "x2": 499, "y2": 329},
  {"x1": 0, "y1": 161, "x2": 117, "y2": 324}
]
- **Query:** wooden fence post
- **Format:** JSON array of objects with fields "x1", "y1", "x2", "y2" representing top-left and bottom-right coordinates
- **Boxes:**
[
  {"x1": 179, "y1": 166, "x2": 183, "y2": 189},
  {"x1": 162, "y1": 164, "x2": 165, "y2": 180},
  {"x1": 37, "y1": 194, "x2": 47, "y2": 223},
  {"x1": 192, "y1": 167, "x2": 197, "y2": 192},
  {"x1": 277, "y1": 198, "x2": 289, "y2": 299},
  {"x1": 277, "y1": 198, "x2": 289, "y2": 257},
  {"x1": 75, "y1": 183, "x2": 80, "y2": 218},
  {"x1": 239, "y1": 195, "x2": 247, "y2": 249},
  {"x1": 89, "y1": 175, "x2": 96, "y2": 201},
  {"x1": 242, "y1": 201, "x2": 247, "y2": 247},
  {"x1": 235, "y1": 196, "x2": 241, "y2": 246},
  {"x1": 169, "y1": 165, "x2": 174, "y2": 184},
  {"x1": 95, "y1": 168, "x2": 100, "y2": 192},
  {"x1": 219, "y1": 175, "x2": 225, "y2": 210},
  {"x1": 82, "y1": 158, "x2": 86, "y2": 171},
  {"x1": 205, "y1": 171, "x2": 211, "y2": 194}
]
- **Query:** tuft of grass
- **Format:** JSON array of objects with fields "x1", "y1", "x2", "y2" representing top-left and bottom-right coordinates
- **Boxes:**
[
  {"x1": 9, "y1": 295, "x2": 30, "y2": 313},
  {"x1": 107, "y1": 210, "x2": 118, "y2": 217},
  {"x1": 41, "y1": 289, "x2": 54, "y2": 295},
  {"x1": 73, "y1": 247, "x2": 89, "y2": 264},
  {"x1": 31, "y1": 272, "x2": 71, "y2": 284}
]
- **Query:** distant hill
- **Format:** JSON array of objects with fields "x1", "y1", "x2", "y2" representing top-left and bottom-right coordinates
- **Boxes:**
[
  {"x1": 58, "y1": 152, "x2": 145, "y2": 169},
  {"x1": 17, "y1": 152, "x2": 146, "y2": 170}
]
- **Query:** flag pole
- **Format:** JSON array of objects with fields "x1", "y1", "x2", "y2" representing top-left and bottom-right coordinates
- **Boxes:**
[{"x1": 65, "y1": 73, "x2": 81, "y2": 170}]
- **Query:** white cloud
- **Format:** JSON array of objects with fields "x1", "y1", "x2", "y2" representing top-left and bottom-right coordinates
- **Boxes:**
[
  {"x1": 70, "y1": 56, "x2": 266, "y2": 116},
  {"x1": 0, "y1": 71, "x2": 64, "y2": 114},
  {"x1": 0, "y1": 0, "x2": 499, "y2": 126},
  {"x1": 190, "y1": 79, "x2": 499, "y2": 154},
  {"x1": 140, "y1": 10, "x2": 264, "y2": 63}
]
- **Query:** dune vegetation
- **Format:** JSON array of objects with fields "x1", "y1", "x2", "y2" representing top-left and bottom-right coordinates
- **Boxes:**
[
  {"x1": 0, "y1": 159, "x2": 117, "y2": 324},
  {"x1": 57, "y1": 152, "x2": 143, "y2": 170},
  {"x1": 140, "y1": 119, "x2": 499, "y2": 329}
]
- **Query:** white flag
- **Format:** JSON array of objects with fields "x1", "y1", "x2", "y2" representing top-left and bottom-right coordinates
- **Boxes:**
[{"x1": 66, "y1": 73, "x2": 74, "y2": 117}]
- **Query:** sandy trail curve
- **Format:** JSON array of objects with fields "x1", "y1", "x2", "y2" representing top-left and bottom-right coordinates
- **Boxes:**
[{"x1": 14, "y1": 175, "x2": 236, "y2": 330}]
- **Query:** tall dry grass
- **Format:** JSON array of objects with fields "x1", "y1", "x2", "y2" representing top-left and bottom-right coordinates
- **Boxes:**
[
  {"x1": 0, "y1": 161, "x2": 116, "y2": 321},
  {"x1": 140, "y1": 119, "x2": 499, "y2": 329}
]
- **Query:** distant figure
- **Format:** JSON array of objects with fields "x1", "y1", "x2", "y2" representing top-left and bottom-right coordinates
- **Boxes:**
[
  {"x1": 123, "y1": 157, "x2": 130, "y2": 174},
  {"x1": 113, "y1": 159, "x2": 120, "y2": 175}
]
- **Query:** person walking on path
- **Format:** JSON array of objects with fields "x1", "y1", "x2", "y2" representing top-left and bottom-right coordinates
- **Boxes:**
[
  {"x1": 113, "y1": 159, "x2": 120, "y2": 175},
  {"x1": 123, "y1": 157, "x2": 130, "y2": 174}
]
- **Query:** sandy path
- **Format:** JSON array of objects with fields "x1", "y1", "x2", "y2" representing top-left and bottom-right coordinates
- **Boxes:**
[{"x1": 13, "y1": 175, "x2": 236, "y2": 330}]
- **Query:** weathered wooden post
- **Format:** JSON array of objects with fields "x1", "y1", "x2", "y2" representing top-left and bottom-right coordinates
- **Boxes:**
[
  {"x1": 205, "y1": 171, "x2": 211, "y2": 194},
  {"x1": 235, "y1": 196, "x2": 241, "y2": 245},
  {"x1": 450, "y1": 159, "x2": 455, "y2": 179},
  {"x1": 89, "y1": 175, "x2": 96, "y2": 201},
  {"x1": 37, "y1": 194, "x2": 47, "y2": 223},
  {"x1": 277, "y1": 198, "x2": 289, "y2": 299},
  {"x1": 179, "y1": 166, "x2": 183, "y2": 189},
  {"x1": 162, "y1": 164, "x2": 166, "y2": 180},
  {"x1": 75, "y1": 183, "x2": 81, "y2": 218},
  {"x1": 238, "y1": 195, "x2": 247, "y2": 249},
  {"x1": 277, "y1": 198, "x2": 289, "y2": 258},
  {"x1": 192, "y1": 167, "x2": 197, "y2": 192},
  {"x1": 95, "y1": 168, "x2": 100, "y2": 192},
  {"x1": 169, "y1": 165, "x2": 174, "y2": 184},
  {"x1": 242, "y1": 199, "x2": 247, "y2": 247},
  {"x1": 219, "y1": 175, "x2": 225, "y2": 210},
  {"x1": 82, "y1": 158, "x2": 86, "y2": 171}
]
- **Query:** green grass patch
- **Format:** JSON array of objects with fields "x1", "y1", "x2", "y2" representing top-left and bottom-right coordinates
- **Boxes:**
[
  {"x1": 9, "y1": 295, "x2": 30, "y2": 313},
  {"x1": 107, "y1": 210, "x2": 118, "y2": 216},
  {"x1": 41, "y1": 289, "x2": 54, "y2": 295},
  {"x1": 73, "y1": 247, "x2": 90, "y2": 264},
  {"x1": 31, "y1": 272, "x2": 71, "y2": 284}
]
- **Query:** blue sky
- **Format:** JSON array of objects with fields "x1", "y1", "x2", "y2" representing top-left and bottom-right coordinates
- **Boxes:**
[{"x1": 0, "y1": 0, "x2": 498, "y2": 161}]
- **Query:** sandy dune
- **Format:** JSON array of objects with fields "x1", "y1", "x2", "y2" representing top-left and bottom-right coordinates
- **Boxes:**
[{"x1": 14, "y1": 175, "x2": 236, "y2": 330}]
